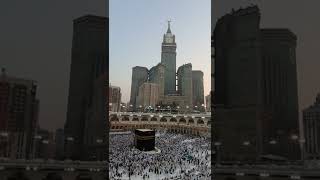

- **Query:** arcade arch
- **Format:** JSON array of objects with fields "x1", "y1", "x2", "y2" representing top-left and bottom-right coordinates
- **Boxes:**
[
  {"x1": 110, "y1": 115, "x2": 119, "y2": 121},
  {"x1": 160, "y1": 117, "x2": 167, "y2": 122},
  {"x1": 169, "y1": 118, "x2": 177, "y2": 122},
  {"x1": 179, "y1": 118, "x2": 186, "y2": 123}
]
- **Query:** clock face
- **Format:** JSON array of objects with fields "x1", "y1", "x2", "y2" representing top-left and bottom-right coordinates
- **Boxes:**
[{"x1": 167, "y1": 37, "x2": 173, "y2": 43}]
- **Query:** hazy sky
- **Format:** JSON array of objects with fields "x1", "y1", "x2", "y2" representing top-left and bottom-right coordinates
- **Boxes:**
[
  {"x1": 2, "y1": 0, "x2": 318, "y2": 132},
  {"x1": 212, "y1": 0, "x2": 320, "y2": 123},
  {"x1": 1, "y1": 0, "x2": 106, "y2": 131},
  {"x1": 110, "y1": 0, "x2": 211, "y2": 103}
]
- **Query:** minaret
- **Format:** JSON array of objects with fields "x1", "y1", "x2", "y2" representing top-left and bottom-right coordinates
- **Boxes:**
[{"x1": 161, "y1": 20, "x2": 177, "y2": 95}]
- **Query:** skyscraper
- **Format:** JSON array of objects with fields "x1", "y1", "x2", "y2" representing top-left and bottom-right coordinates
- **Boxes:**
[
  {"x1": 128, "y1": 21, "x2": 205, "y2": 113},
  {"x1": 214, "y1": 6, "x2": 265, "y2": 161},
  {"x1": 205, "y1": 93, "x2": 211, "y2": 112},
  {"x1": 177, "y1": 63, "x2": 193, "y2": 109},
  {"x1": 83, "y1": 72, "x2": 107, "y2": 161},
  {"x1": 109, "y1": 85, "x2": 121, "y2": 112},
  {"x1": 192, "y1": 70, "x2": 205, "y2": 110},
  {"x1": 149, "y1": 63, "x2": 165, "y2": 97},
  {"x1": 136, "y1": 82, "x2": 159, "y2": 109},
  {"x1": 0, "y1": 68, "x2": 39, "y2": 159},
  {"x1": 213, "y1": 6, "x2": 300, "y2": 161},
  {"x1": 55, "y1": 128, "x2": 64, "y2": 160},
  {"x1": 303, "y1": 94, "x2": 320, "y2": 160},
  {"x1": 130, "y1": 66, "x2": 148, "y2": 110},
  {"x1": 161, "y1": 21, "x2": 177, "y2": 95},
  {"x1": 64, "y1": 15, "x2": 108, "y2": 160},
  {"x1": 260, "y1": 28, "x2": 300, "y2": 159}
]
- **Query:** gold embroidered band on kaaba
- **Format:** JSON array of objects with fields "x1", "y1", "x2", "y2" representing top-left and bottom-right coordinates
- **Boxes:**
[{"x1": 136, "y1": 135, "x2": 155, "y2": 140}]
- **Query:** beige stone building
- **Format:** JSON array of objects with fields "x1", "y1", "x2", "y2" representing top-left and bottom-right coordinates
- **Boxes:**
[
  {"x1": 205, "y1": 93, "x2": 211, "y2": 112},
  {"x1": 161, "y1": 95, "x2": 188, "y2": 111},
  {"x1": 137, "y1": 83, "x2": 159, "y2": 109},
  {"x1": 109, "y1": 85, "x2": 121, "y2": 112}
]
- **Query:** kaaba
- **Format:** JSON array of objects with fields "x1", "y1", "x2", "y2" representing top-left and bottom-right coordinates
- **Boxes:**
[{"x1": 135, "y1": 129, "x2": 155, "y2": 151}]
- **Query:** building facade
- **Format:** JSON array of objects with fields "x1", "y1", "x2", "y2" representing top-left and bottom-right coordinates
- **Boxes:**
[
  {"x1": 177, "y1": 63, "x2": 193, "y2": 109},
  {"x1": 33, "y1": 128, "x2": 55, "y2": 160},
  {"x1": 109, "y1": 85, "x2": 121, "y2": 112},
  {"x1": 260, "y1": 28, "x2": 300, "y2": 160},
  {"x1": 213, "y1": 6, "x2": 300, "y2": 161},
  {"x1": 129, "y1": 66, "x2": 148, "y2": 111},
  {"x1": 0, "y1": 68, "x2": 39, "y2": 159},
  {"x1": 55, "y1": 128, "x2": 64, "y2": 160},
  {"x1": 205, "y1": 93, "x2": 211, "y2": 112},
  {"x1": 161, "y1": 21, "x2": 177, "y2": 95},
  {"x1": 83, "y1": 72, "x2": 108, "y2": 161},
  {"x1": 136, "y1": 83, "x2": 159, "y2": 109},
  {"x1": 161, "y1": 95, "x2": 189, "y2": 112},
  {"x1": 192, "y1": 70, "x2": 205, "y2": 111},
  {"x1": 64, "y1": 15, "x2": 108, "y2": 160},
  {"x1": 213, "y1": 7, "x2": 264, "y2": 161},
  {"x1": 303, "y1": 94, "x2": 320, "y2": 160},
  {"x1": 149, "y1": 63, "x2": 165, "y2": 97}
]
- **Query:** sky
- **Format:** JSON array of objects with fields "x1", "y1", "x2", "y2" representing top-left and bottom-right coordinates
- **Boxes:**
[
  {"x1": 1, "y1": 0, "x2": 106, "y2": 131},
  {"x1": 1, "y1": 0, "x2": 319, "y2": 132},
  {"x1": 109, "y1": 0, "x2": 211, "y2": 103},
  {"x1": 212, "y1": 0, "x2": 320, "y2": 125}
]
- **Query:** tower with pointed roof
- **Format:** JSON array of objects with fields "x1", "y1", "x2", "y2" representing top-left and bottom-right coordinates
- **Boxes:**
[{"x1": 161, "y1": 20, "x2": 177, "y2": 95}]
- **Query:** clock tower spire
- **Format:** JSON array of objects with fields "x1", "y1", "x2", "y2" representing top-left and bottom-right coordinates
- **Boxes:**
[
  {"x1": 161, "y1": 19, "x2": 177, "y2": 95},
  {"x1": 163, "y1": 19, "x2": 175, "y2": 44},
  {"x1": 167, "y1": 20, "x2": 171, "y2": 33}
]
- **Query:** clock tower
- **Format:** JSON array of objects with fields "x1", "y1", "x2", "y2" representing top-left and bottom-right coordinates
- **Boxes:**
[{"x1": 161, "y1": 20, "x2": 177, "y2": 95}]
